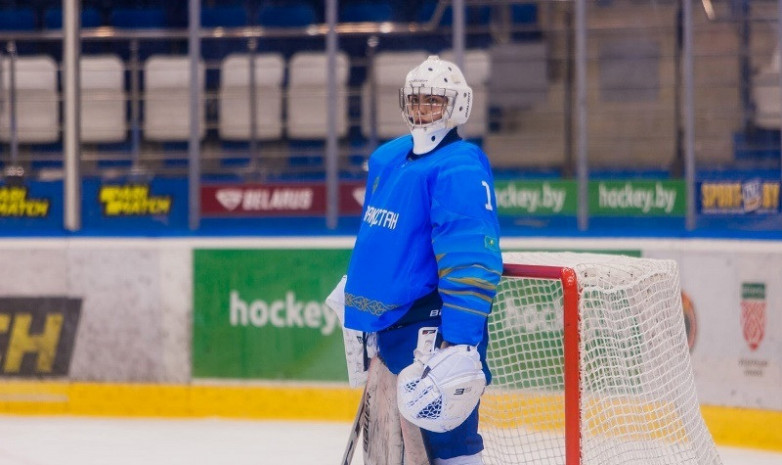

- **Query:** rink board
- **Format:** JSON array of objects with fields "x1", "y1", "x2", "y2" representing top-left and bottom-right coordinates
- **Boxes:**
[{"x1": 0, "y1": 237, "x2": 779, "y2": 453}]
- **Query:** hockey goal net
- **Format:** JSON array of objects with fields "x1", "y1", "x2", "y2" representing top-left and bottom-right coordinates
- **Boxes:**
[{"x1": 480, "y1": 252, "x2": 722, "y2": 465}]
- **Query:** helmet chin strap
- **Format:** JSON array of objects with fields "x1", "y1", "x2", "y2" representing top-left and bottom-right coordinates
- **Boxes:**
[{"x1": 410, "y1": 125, "x2": 452, "y2": 155}]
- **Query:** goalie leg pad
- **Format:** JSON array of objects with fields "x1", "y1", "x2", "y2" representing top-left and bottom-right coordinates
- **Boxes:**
[
  {"x1": 363, "y1": 357, "x2": 432, "y2": 465},
  {"x1": 364, "y1": 357, "x2": 404, "y2": 465},
  {"x1": 401, "y1": 415, "x2": 431, "y2": 465}
]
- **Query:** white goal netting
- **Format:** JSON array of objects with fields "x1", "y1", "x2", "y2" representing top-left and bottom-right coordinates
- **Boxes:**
[{"x1": 480, "y1": 252, "x2": 722, "y2": 465}]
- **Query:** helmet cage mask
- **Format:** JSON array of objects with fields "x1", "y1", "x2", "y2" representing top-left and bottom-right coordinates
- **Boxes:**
[
  {"x1": 399, "y1": 86, "x2": 458, "y2": 131},
  {"x1": 399, "y1": 55, "x2": 472, "y2": 154}
]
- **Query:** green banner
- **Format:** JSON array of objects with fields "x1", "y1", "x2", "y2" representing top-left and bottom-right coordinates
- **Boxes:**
[
  {"x1": 589, "y1": 180, "x2": 685, "y2": 216},
  {"x1": 495, "y1": 180, "x2": 577, "y2": 216},
  {"x1": 741, "y1": 282, "x2": 766, "y2": 300},
  {"x1": 193, "y1": 249, "x2": 350, "y2": 381}
]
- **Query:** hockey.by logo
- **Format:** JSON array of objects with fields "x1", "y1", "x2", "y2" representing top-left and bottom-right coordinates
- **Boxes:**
[
  {"x1": 740, "y1": 282, "x2": 766, "y2": 351},
  {"x1": 495, "y1": 182, "x2": 567, "y2": 213},
  {"x1": 229, "y1": 290, "x2": 339, "y2": 335},
  {"x1": 598, "y1": 182, "x2": 677, "y2": 213}
]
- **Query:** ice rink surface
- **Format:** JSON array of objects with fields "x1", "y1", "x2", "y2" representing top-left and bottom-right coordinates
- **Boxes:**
[{"x1": 0, "y1": 416, "x2": 779, "y2": 465}]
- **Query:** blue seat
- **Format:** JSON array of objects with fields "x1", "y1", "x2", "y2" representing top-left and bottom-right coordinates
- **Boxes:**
[
  {"x1": 255, "y1": 3, "x2": 320, "y2": 57},
  {"x1": 110, "y1": 7, "x2": 169, "y2": 59},
  {"x1": 416, "y1": 1, "x2": 492, "y2": 49},
  {"x1": 287, "y1": 139, "x2": 326, "y2": 178},
  {"x1": 0, "y1": 8, "x2": 38, "y2": 54},
  {"x1": 388, "y1": 0, "x2": 425, "y2": 22},
  {"x1": 43, "y1": 7, "x2": 105, "y2": 57},
  {"x1": 417, "y1": 1, "x2": 492, "y2": 26},
  {"x1": 0, "y1": 7, "x2": 36, "y2": 30},
  {"x1": 29, "y1": 142, "x2": 65, "y2": 173},
  {"x1": 511, "y1": 3, "x2": 542, "y2": 41},
  {"x1": 202, "y1": 5, "x2": 248, "y2": 28},
  {"x1": 201, "y1": 5, "x2": 251, "y2": 80},
  {"x1": 338, "y1": 1, "x2": 404, "y2": 58},
  {"x1": 110, "y1": 7, "x2": 166, "y2": 29},
  {"x1": 339, "y1": 2, "x2": 393, "y2": 23},
  {"x1": 256, "y1": 3, "x2": 317, "y2": 27},
  {"x1": 44, "y1": 7, "x2": 103, "y2": 29}
]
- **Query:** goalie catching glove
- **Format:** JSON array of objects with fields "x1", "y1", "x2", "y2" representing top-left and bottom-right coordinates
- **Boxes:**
[{"x1": 397, "y1": 343, "x2": 486, "y2": 433}]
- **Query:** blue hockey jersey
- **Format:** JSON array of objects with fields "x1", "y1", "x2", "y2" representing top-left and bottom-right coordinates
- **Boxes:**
[{"x1": 344, "y1": 133, "x2": 502, "y2": 346}]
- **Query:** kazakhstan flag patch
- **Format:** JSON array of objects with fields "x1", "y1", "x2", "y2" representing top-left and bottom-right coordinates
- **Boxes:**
[{"x1": 484, "y1": 235, "x2": 499, "y2": 251}]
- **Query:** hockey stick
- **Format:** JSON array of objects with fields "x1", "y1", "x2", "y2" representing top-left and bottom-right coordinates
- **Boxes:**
[{"x1": 341, "y1": 386, "x2": 368, "y2": 465}]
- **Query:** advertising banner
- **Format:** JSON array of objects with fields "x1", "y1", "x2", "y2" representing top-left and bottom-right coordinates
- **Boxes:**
[
  {"x1": 193, "y1": 249, "x2": 350, "y2": 381},
  {"x1": 645, "y1": 249, "x2": 782, "y2": 410},
  {"x1": 200, "y1": 182, "x2": 364, "y2": 217},
  {"x1": 494, "y1": 180, "x2": 685, "y2": 218},
  {"x1": 0, "y1": 245, "x2": 190, "y2": 383},
  {"x1": 81, "y1": 178, "x2": 188, "y2": 232},
  {"x1": 0, "y1": 180, "x2": 61, "y2": 233},
  {"x1": 589, "y1": 180, "x2": 685, "y2": 216},
  {"x1": 494, "y1": 180, "x2": 577, "y2": 216},
  {"x1": 698, "y1": 180, "x2": 781, "y2": 215},
  {"x1": 0, "y1": 297, "x2": 81, "y2": 377}
]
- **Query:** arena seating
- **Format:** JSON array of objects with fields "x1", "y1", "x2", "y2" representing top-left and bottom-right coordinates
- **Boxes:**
[
  {"x1": 142, "y1": 55, "x2": 205, "y2": 142},
  {"x1": 0, "y1": 7, "x2": 37, "y2": 31},
  {"x1": 200, "y1": 5, "x2": 250, "y2": 62},
  {"x1": 218, "y1": 53, "x2": 285, "y2": 142},
  {"x1": 254, "y1": 2, "x2": 320, "y2": 57},
  {"x1": 0, "y1": 1, "x2": 554, "y2": 178},
  {"x1": 80, "y1": 55, "x2": 127, "y2": 143},
  {"x1": 287, "y1": 51, "x2": 350, "y2": 140},
  {"x1": 44, "y1": 7, "x2": 102, "y2": 29},
  {"x1": 753, "y1": 46, "x2": 780, "y2": 130},
  {"x1": 109, "y1": 7, "x2": 169, "y2": 59},
  {"x1": 340, "y1": 1, "x2": 394, "y2": 23},
  {"x1": 0, "y1": 55, "x2": 59, "y2": 144},
  {"x1": 285, "y1": 51, "x2": 350, "y2": 173},
  {"x1": 441, "y1": 49, "x2": 490, "y2": 140}
]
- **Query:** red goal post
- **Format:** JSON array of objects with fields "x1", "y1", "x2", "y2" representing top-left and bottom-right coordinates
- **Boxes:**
[{"x1": 480, "y1": 252, "x2": 722, "y2": 465}]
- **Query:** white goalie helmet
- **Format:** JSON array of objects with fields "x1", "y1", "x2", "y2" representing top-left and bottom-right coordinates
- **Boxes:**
[
  {"x1": 399, "y1": 55, "x2": 473, "y2": 154},
  {"x1": 397, "y1": 344, "x2": 486, "y2": 433}
]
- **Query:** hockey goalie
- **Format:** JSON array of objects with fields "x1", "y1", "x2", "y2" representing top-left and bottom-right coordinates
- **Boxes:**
[{"x1": 327, "y1": 55, "x2": 502, "y2": 465}]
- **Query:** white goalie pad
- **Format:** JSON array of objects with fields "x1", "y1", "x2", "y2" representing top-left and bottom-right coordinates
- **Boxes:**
[
  {"x1": 397, "y1": 344, "x2": 486, "y2": 433},
  {"x1": 363, "y1": 357, "x2": 431, "y2": 465},
  {"x1": 326, "y1": 275, "x2": 377, "y2": 387}
]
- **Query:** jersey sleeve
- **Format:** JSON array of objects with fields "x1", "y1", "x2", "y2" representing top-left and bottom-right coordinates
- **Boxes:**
[{"x1": 430, "y1": 151, "x2": 502, "y2": 346}]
